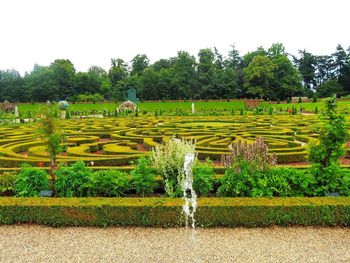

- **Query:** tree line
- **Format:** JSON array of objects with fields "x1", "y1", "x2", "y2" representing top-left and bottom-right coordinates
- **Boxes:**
[{"x1": 0, "y1": 43, "x2": 349, "y2": 102}]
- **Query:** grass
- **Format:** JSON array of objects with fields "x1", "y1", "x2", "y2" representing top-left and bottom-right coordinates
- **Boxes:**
[
  {"x1": 18, "y1": 101, "x2": 246, "y2": 114},
  {"x1": 259, "y1": 100, "x2": 350, "y2": 112}
]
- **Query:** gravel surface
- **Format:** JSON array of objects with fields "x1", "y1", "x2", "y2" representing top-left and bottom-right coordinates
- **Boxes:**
[{"x1": 0, "y1": 225, "x2": 350, "y2": 263}]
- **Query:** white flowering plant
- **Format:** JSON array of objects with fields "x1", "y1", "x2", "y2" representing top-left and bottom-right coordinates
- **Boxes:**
[{"x1": 151, "y1": 137, "x2": 196, "y2": 197}]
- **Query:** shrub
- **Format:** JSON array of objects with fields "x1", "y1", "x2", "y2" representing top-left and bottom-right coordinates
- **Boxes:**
[
  {"x1": 193, "y1": 159, "x2": 214, "y2": 197},
  {"x1": 217, "y1": 165, "x2": 320, "y2": 197},
  {"x1": 287, "y1": 97, "x2": 290, "y2": 103},
  {"x1": 55, "y1": 161, "x2": 92, "y2": 197},
  {"x1": 221, "y1": 137, "x2": 277, "y2": 172},
  {"x1": 151, "y1": 138, "x2": 196, "y2": 197},
  {"x1": 309, "y1": 95, "x2": 349, "y2": 194},
  {"x1": 88, "y1": 169, "x2": 130, "y2": 197},
  {"x1": 0, "y1": 172, "x2": 16, "y2": 196},
  {"x1": 15, "y1": 166, "x2": 50, "y2": 197},
  {"x1": 131, "y1": 157, "x2": 157, "y2": 197}
]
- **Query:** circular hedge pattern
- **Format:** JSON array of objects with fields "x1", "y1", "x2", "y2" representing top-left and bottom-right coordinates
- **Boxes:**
[{"x1": 0, "y1": 115, "x2": 324, "y2": 169}]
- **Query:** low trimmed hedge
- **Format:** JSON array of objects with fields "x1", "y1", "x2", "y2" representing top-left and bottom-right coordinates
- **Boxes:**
[{"x1": 0, "y1": 197, "x2": 349, "y2": 227}]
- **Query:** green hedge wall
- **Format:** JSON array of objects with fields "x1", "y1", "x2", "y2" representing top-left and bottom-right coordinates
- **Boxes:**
[{"x1": 0, "y1": 197, "x2": 349, "y2": 227}]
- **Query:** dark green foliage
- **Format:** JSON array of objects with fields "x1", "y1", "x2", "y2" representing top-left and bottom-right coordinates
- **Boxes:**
[
  {"x1": 309, "y1": 95, "x2": 349, "y2": 167},
  {"x1": 65, "y1": 110, "x2": 71, "y2": 119},
  {"x1": 269, "y1": 107, "x2": 273, "y2": 115},
  {"x1": 314, "y1": 106, "x2": 319, "y2": 114},
  {"x1": 217, "y1": 164, "x2": 322, "y2": 197},
  {"x1": 131, "y1": 157, "x2": 157, "y2": 197},
  {"x1": 309, "y1": 96, "x2": 349, "y2": 194},
  {"x1": 287, "y1": 97, "x2": 290, "y2": 103},
  {"x1": 54, "y1": 161, "x2": 92, "y2": 197},
  {"x1": 88, "y1": 169, "x2": 129, "y2": 197},
  {"x1": 1, "y1": 197, "x2": 350, "y2": 227},
  {"x1": 313, "y1": 96, "x2": 318, "y2": 103},
  {"x1": 193, "y1": 159, "x2": 214, "y2": 196},
  {"x1": 14, "y1": 166, "x2": 50, "y2": 197},
  {"x1": 0, "y1": 172, "x2": 16, "y2": 196},
  {"x1": 298, "y1": 96, "x2": 302, "y2": 103}
]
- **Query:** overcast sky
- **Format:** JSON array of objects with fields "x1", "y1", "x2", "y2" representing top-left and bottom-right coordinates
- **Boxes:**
[{"x1": 1, "y1": 0, "x2": 349, "y2": 75}]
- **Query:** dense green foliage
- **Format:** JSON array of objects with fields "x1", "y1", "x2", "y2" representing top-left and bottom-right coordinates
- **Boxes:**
[
  {"x1": 1, "y1": 197, "x2": 350, "y2": 227},
  {"x1": 55, "y1": 161, "x2": 92, "y2": 197},
  {"x1": 88, "y1": 169, "x2": 129, "y2": 197},
  {"x1": 1, "y1": 44, "x2": 349, "y2": 102},
  {"x1": 193, "y1": 159, "x2": 215, "y2": 196},
  {"x1": 309, "y1": 95, "x2": 349, "y2": 194},
  {"x1": 0, "y1": 172, "x2": 16, "y2": 196},
  {"x1": 131, "y1": 157, "x2": 157, "y2": 197},
  {"x1": 14, "y1": 166, "x2": 50, "y2": 197}
]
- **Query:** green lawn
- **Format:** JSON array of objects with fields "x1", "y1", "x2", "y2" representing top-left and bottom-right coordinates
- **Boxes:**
[
  {"x1": 18, "y1": 100, "x2": 246, "y2": 114},
  {"x1": 259, "y1": 100, "x2": 350, "y2": 112}
]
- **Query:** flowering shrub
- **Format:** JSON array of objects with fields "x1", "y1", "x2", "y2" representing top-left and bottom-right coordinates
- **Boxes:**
[
  {"x1": 151, "y1": 137, "x2": 196, "y2": 197},
  {"x1": 221, "y1": 137, "x2": 277, "y2": 172}
]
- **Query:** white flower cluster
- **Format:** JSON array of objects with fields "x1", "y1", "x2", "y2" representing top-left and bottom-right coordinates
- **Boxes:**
[{"x1": 151, "y1": 137, "x2": 196, "y2": 196}]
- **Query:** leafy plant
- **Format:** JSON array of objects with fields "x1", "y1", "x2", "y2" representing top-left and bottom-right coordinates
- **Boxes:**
[
  {"x1": 37, "y1": 105, "x2": 64, "y2": 191},
  {"x1": 54, "y1": 161, "x2": 92, "y2": 197},
  {"x1": 221, "y1": 137, "x2": 277, "y2": 172},
  {"x1": 308, "y1": 95, "x2": 349, "y2": 194},
  {"x1": 88, "y1": 169, "x2": 130, "y2": 197},
  {"x1": 193, "y1": 159, "x2": 214, "y2": 196},
  {"x1": 131, "y1": 156, "x2": 157, "y2": 197},
  {"x1": 151, "y1": 137, "x2": 196, "y2": 197},
  {"x1": 0, "y1": 172, "x2": 16, "y2": 196},
  {"x1": 15, "y1": 165, "x2": 50, "y2": 197}
]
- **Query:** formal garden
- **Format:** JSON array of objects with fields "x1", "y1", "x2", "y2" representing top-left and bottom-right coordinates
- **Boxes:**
[{"x1": 0, "y1": 95, "x2": 349, "y2": 228}]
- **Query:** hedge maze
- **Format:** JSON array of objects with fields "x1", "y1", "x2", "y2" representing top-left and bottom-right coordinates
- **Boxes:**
[{"x1": 0, "y1": 115, "x2": 323, "y2": 171}]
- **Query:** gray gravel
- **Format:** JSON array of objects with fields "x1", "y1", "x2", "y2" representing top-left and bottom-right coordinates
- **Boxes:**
[{"x1": 0, "y1": 225, "x2": 349, "y2": 263}]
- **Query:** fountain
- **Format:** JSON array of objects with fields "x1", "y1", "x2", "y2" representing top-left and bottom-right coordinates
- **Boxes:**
[{"x1": 182, "y1": 153, "x2": 197, "y2": 228}]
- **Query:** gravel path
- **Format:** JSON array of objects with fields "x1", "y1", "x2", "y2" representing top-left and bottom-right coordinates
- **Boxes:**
[{"x1": 0, "y1": 225, "x2": 350, "y2": 263}]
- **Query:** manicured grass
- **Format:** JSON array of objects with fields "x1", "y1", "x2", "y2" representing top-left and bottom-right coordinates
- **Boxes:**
[
  {"x1": 259, "y1": 100, "x2": 350, "y2": 112},
  {"x1": 18, "y1": 100, "x2": 246, "y2": 114}
]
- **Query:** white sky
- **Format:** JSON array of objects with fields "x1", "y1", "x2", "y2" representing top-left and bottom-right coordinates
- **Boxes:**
[{"x1": 1, "y1": 0, "x2": 349, "y2": 75}]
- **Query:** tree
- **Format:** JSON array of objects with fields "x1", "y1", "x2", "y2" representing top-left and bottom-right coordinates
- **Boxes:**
[
  {"x1": 171, "y1": 51, "x2": 198, "y2": 99},
  {"x1": 37, "y1": 105, "x2": 64, "y2": 192},
  {"x1": 268, "y1": 44, "x2": 303, "y2": 100},
  {"x1": 294, "y1": 50, "x2": 316, "y2": 92},
  {"x1": 23, "y1": 65, "x2": 58, "y2": 102},
  {"x1": 0, "y1": 70, "x2": 25, "y2": 102},
  {"x1": 243, "y1": 55, "x2": 276, "y2": 98},
  {"x1": 309, "y1": 95, "x2": 349, "y2": 194},
  {"x1": 108, "y1": 58, "x2": 129, "y2": 100},
  {"x1": 50, "y1": 59, "x2": 76, "y2": 99},
  {"x1": 131, "y1": 54, "x2": 149, "y2": 76}
]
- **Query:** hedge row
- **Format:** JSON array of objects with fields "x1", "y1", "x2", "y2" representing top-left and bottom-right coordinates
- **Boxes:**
[{"x1": 0, "y1": 197, "x2": 349, "y2": 227}]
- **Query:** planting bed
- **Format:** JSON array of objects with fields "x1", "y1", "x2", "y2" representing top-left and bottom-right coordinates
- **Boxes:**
[{"x1": 0, "y1": 114, "x2": 331, "y2": 172}]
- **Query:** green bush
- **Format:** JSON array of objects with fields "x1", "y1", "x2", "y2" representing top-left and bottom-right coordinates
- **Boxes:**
[
  {"x1": 193, "y1": 159, "x2": 214, "y2": 196},
  {"x1": 217, "y1": 162, "x2": 318, "y2": 197},
  {"x1": 88, "y1": 169, "x2": 130, "y2": 197},
  {"x1": 15, "y1": 166, "x2": 50, "y2": 197},
  {"x1": 55, "y1": 161, "x2": 92, "y2": 197},
  {"x1": 0, "y1": 172, "x2": 16, "y2": 196},
  {"x1": 131, "y1": 157, "x2": 157, "y2": 197},
  {"x1": 1, "y1": 197, "x2": 350, "y2": 227}
]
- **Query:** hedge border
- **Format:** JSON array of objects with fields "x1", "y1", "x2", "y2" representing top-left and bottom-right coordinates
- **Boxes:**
[{"x1": 0, "y1": 197, "x2": 349, "y2": 227}]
